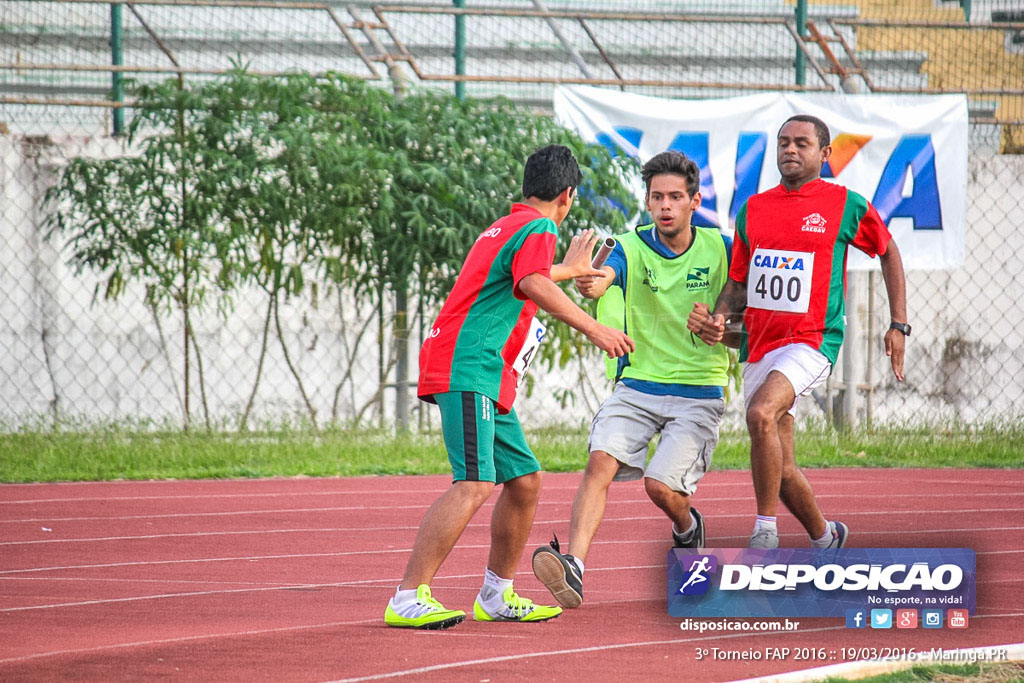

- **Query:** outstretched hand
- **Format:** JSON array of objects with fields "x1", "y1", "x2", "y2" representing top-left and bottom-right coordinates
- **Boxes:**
[
  {"x1": 587, "y1": 323, "x2": 635, "y2": 358},
  {"x1": 561, "y1": 229, "x2": 607, "y2": 279}
]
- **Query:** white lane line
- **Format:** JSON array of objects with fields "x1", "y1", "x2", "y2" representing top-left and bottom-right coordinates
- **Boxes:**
[
  {"x1": 980, "y1": 549, "x2": 1024, "y2": 556},
  {"x1": 4, "y1": 498, "x2": 1024, "y2": 524},
  {"x1": 3, "y1": 530, "x2": 1023, "y2": 576},
  {"x1": 0, "y1": 549, "x2": 635, "y2": 586},
  {"x1": 0, "y1": 575, "x2": 298, "y2": 587},
  {"x1": 5, "y1": 572, "x2": 1024, "y2": 595},
  {"x1": 2, "y1": 480, "x2": 1019, "y2": 505},
  {"x1": 4, "y1": 522, "x2": 1023, "y2": 548},
  {"x1": 0, "y1": 528, "x2": 418, "y2": 547},
  {"x1": 3, "y1": 559, "x2": 1021, "y2": 613},
  {"x1": 0, "y1": 552, "x2": 391, "y2": 575},
  {"x1": 0, "y1": 581, "x2": 359, "y2": 613},
  {"x1": 0, "y1": 565, "x2": 581, "y2": 593},
  {"x1": 0, "y1": 618, "x2": 380, "y2": 665},
  {"x1": 0, "y1": 484, "x2": 604, "y2": 505}
]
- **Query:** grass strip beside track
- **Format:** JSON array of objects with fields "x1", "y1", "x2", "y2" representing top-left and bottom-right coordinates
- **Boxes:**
[{"x1": 1, "y1": 423, "x2": 1022, "y2": 482}]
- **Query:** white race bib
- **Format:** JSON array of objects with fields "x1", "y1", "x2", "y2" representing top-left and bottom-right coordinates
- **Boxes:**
[
  {"x1": 747, "y1": 248, "x2": 814, "y2": 313},
  {"x1": 512, "y1": 317, "x2": 547, "y2": 386}
]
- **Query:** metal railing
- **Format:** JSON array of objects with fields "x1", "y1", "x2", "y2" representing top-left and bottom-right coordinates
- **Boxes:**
[{"x1": 3, "y1": 1, "x2": 1022, "y2": 123}]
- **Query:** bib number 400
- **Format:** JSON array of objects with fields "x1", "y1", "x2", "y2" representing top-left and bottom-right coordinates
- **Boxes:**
[
  {"x1": 747, "y1": 248, "x2": 813, "y2": 314},
  {"x1": 754, "y1": 272, "x2": 802, "y2": 303}
]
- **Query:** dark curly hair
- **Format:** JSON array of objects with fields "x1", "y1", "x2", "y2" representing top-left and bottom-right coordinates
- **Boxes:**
[
  {"x1": 522, "y1": 144, "x2": 583, "y2": 201},
  {"x1": 641, "y1": 151, "x2": 700, "y2": 197}
]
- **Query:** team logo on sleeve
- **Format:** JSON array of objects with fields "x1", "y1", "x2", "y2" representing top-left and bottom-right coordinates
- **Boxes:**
[{"x1": 801, "y1": 213, "x2": 827, "y2": 233}]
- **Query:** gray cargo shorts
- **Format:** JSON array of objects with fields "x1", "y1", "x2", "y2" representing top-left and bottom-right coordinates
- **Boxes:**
[{"x1": 587, "y1": 382, "x2": 725, "y2": 495}]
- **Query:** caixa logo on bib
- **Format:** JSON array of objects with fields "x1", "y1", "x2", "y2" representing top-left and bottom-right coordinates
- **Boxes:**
[{"x1": 667, "y1": 548, "x2": 975, "y2": 618}]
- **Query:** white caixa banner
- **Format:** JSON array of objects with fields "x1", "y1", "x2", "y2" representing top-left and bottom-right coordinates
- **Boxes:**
[{"x1": 554, "y1": 86, "x2": 968, "y2": 271}]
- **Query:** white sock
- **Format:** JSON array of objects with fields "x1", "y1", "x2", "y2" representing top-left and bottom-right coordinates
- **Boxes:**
[
  {"x1": 478, "y1": 568, "x2": 514, "y2": 608},
  {"x1": 389, "y1": 586, "x2": 426, "y2": 617},
  {"x1": 673, "y1": 510, "x2": 700, "y2": 539},
  {"x1": 390, "y1": 586, "x2": 418, "y2": 607},
  {"x1": 754, "y1": 515, "x2": 777, "y2": 532},
  {"x1": 811, "y1": 521, "x2": 834, "y2": 548},
  {"x1": 571, "y1": 556, "x2": 585, "y2": 575}
]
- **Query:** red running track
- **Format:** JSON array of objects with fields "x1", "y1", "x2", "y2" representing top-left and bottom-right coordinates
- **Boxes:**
[{"x1": 1, "y1": 469, "x2": 1022, "y2": 681}]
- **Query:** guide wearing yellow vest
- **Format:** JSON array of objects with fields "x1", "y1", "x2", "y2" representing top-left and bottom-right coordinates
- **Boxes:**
[
  {"x1": 533, "y1": 151, "x2": 734, "y2": 610},
  {"x1": 600, "y1": 227, "x2": 730, "y2": 388}
]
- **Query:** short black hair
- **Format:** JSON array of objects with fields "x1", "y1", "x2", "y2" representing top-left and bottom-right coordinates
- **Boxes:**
[
  {"x1": 641, "y1": 151, "x2": 700, "y2": 197},
  {"x1": 522, "y1": 144, "x2": 583, "y2": 201},
  {"x1": 779, "y1": 114, "x2": 831, "y2": 148}
]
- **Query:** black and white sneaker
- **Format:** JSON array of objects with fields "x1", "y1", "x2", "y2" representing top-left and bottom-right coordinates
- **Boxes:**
[
  {"x1": 672, "y1": 507, "x2": 705, "y2": 549},
  {"x1": 532, "y1": 534, "x2": 584, "y2": 609}
]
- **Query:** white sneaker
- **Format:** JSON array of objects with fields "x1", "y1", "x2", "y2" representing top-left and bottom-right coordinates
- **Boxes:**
[
  {"x1": 749, "y1": 526, "x2": 779, "y2": 549},
  {"x1": 825, "y1": 521, "x2": 849, "y2": 549}
]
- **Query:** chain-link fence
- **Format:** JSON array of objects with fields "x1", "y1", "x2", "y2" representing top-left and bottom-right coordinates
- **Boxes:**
[{"x1": 2, "y1": 0, "x2": 1023, "y2": 430}]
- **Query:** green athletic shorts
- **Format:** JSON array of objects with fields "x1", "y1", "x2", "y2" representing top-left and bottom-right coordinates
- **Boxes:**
[{"x1": 433, "y1": 391, "x2": 540, "y2": 484}]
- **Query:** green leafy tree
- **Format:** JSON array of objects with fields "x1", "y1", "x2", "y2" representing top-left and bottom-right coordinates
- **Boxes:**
[
  {"x1": 46, "y1": 69, "x2": 640, "y2": 431},
  {"x1": 45, "y1": 70, "x2": 381, "y2": 430},
  {"x1": 45, "y1": 77, "x2": 245, "y2": 429},
  {"x1": 202, "y1": 72, "x2": 383, "y2": 430}
]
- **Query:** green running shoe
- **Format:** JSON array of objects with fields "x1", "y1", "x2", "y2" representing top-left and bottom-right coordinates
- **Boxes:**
[
  {"x1": 473, "y1": 586, "x2": 562, "y2": 622},
  {"x1": 384, "y1": 584, "x2": 466, "y2": 630}
]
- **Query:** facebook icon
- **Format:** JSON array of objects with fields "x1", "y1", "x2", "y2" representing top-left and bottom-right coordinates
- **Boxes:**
[{"x1": 846, "y1": 609, "x2": 867, "y2": 629}]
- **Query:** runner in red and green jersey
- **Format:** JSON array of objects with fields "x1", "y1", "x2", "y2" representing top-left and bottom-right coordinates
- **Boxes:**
[
  {"x1": 417, "y1": 203, "x2": 559, "y2": 413},
  {"x1": 690, "y1": 115, "x2": 908, "y2": 552},
  {"x1": 731, "y1": 177, "x2": 891, "y2": 366},
  {"x1": 386, "y1": 145, "x2": 633, "y2": 631}
]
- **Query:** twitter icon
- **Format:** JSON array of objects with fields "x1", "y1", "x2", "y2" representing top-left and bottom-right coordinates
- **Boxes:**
[{"x1": 871, "y1": 609, "x2": 893, "y2": 629}]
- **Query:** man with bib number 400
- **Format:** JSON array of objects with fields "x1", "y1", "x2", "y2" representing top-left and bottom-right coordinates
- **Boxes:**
[
  {"x1": 384, "y1": 144, "x2": 634, "y2": 630},
  {"x1": 532, "y1": 151, "x2": 734, "y2": 609},
  {"x1": 689, "y1": 114, "x2": 909, "y2": 550}
]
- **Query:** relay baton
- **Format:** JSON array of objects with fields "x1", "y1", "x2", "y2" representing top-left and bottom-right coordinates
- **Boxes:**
[{"x1": 591, "y1": 237, "x2": 616, "y2": 269}]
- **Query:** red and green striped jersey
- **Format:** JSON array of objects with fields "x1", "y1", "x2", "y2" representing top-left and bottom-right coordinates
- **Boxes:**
[
  {"x1": 730, "y1": 179, "x2": 892, "y2": 365},
  {"x1": 418, "y1": 203, "x2": 557, "y2": 413}
]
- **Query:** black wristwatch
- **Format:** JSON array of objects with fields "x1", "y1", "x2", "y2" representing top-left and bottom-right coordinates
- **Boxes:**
[{"x1": 889, "y1": 322, "x2": 912, "y2": 336}]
